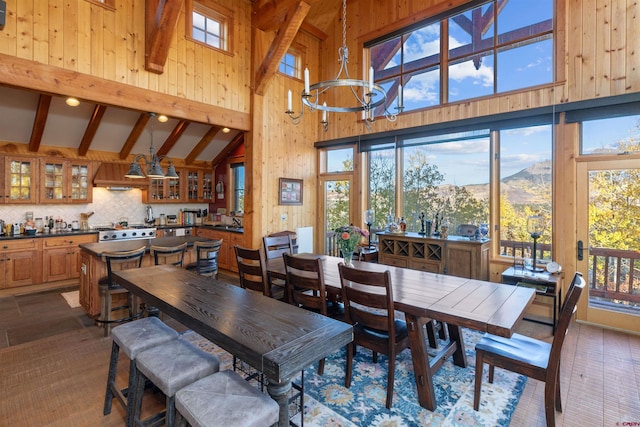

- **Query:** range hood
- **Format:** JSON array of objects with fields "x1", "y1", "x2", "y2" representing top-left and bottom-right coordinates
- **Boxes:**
[{"x1": 93, "y1": 162, "x2": 150, "y2": 189}]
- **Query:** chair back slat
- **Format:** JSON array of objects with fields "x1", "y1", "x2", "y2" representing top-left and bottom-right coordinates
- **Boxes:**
[
  {"x1": 234, "y1": 245, "x2": 269, "y2": 295},
  {"x1": 283, "y1": 253, "x2": 326, "y2": 314},
  {"x1": 338, "y1": 263, "x2": 395, "y2": 333},
  {"x1": 102, "y1": 247, "x2": 146, "y2": 282},
  {"x1": 263, "y1": 235, "x2": 293, "y2": 260},
  {"x1": 151, "y1": 242, "x2": 188, "y2": 267},
  {"x1": 192, "y1": 240, "x2": 222, "y2": 275}
]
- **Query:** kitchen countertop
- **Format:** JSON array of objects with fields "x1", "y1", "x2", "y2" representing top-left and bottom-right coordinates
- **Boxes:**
[
  {"x1": 79, "y1": 235, "x2": 212, "y2": 257},
  {"x1": 0, "y1": 230, "x2": 98, "y2": 240}
]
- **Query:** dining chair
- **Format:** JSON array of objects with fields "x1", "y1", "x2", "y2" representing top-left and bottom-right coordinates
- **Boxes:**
[
  {"x1": 151, "y1": 242, "x2": 188, "y2": 267},
  {"x1": 283, "y1": 253, "x2": 329, "y2": 374},
  {"x1": 263, "y1": 234, "x2": 294, "y2": 295},
  {"x1": 96, "y1": 247, "x2": 147, "y2": 337},
  {"x1": 473, "y1": 272, "x2": 585, "y2": 427},
  {"x1": 185, "y1": 239, "x2": 223, "y2": 279},
  {"x1": 234, "y1": 245, "x2": 283, "y2": 299},
  {"x1": 338, "y1": 262, "x2": 410, "y2": 409}
]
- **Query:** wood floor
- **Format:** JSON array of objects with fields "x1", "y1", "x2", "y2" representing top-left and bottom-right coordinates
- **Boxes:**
[{"x1": 1, "y1": 280, "x2": 639, "y2": 426}]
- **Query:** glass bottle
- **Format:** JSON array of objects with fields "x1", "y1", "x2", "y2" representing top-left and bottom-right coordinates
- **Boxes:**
[{"x1": 399, "y1": 217, "x2": 407, "y2": 232}]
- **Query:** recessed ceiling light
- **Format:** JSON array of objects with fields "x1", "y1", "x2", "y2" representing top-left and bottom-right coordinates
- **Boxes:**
[
  {"x1": 157, "y1": 114, "x2": 169, "y2": 123},
  {"x1": 65, "y1": 97, "x2": 80, "y2": 107},
  {"x1": 222, "y1": 127, "x2": 231, "y2": 133}
]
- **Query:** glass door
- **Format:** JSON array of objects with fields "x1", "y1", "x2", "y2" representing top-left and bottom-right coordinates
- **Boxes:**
[
  {"x1": 577, "y1": 158, "x2": 640, "y2": 333},
  {"x1": 320, "y1": 175, "x2": 353, "y2": 255}
]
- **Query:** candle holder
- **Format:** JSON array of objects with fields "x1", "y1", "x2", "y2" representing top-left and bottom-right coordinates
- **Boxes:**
[{"x1": 527, "y1": 215, "x2": 546, "y2": 272}]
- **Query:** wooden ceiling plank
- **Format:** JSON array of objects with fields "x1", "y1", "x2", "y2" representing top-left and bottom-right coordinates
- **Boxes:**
[
  {"x1": 157, "y1": 119, "x2": 189, "y2": 157},
  {"x1": 254, "y1": 1, "x2": 311, "y2": 95},
  {"x1": 253, "y1": 0, "x2": 318, "y2": 31},
  {"x1": 78, "y1": 104, "x2": 107, "y2": 156},
  {"x1": 300, "y1": 21, "x2": 327, "y2": 40},
  {"x1": 29, "y1": 94, "x2": 51, "y2": 152},
  {"x1": 212, "y1": 132, "x2": 244, "y2": 167},
  {"x1": 185, "y1": 126, "x2": 221, "y2": 165},
  {"x1": 145, "y1": 0, "x2": 184, "y2": 74},
  {"x1": 119, "y1": 113, "x2": 151, "y2": 160}
]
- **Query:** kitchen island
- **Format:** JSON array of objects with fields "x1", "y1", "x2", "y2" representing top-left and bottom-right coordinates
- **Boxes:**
[{"x1": 79, "y1": 235, "x2": 213, "y2": 317}]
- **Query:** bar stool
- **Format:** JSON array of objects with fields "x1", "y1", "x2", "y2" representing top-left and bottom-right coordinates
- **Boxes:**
[
  {"x1": 96, "y1": 247, "x2": 146, "y2": 336},
  {"x1": 175, "y1": 370, "x2": 279, "y2": 427},
  {"x1": 151, "y1": 242, "x2": 188, "y2": 267},
  {"x1": 185, "y1": 240, "x2": 222, "y2": 279},
  {"x1": 103, "y1": 317, "x2": 179, "y2": 420},
  {"x1": 130, "y1": 339, "x2": 220, "y2": 427}
]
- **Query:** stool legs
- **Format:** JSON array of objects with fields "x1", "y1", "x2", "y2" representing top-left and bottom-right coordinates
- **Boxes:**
[{"x1": 103, "y1": 341, "x2": 120, "y2": 415}]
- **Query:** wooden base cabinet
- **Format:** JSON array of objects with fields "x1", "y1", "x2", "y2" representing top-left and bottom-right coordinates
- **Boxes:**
[
  {"x1": 194, "y1": 228, "x2": 244, "y2": 273},
  {"x1": 43, "y1": 235, "x2": 97, "y2": 282},
  {"x1": 378, "y1": 232, "x2": 489, "y2": 280},
  {"x1": 0, "y1": 239, "x2": 42, "y2": 288}
]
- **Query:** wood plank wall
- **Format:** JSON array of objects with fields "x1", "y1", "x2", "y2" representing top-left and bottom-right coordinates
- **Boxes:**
[{"x1": 1, "y1": 0, "x2": 252, "y2": 115}]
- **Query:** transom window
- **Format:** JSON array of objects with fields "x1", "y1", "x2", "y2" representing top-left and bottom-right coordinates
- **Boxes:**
[
  {"x1": 279, "y1": 52, "x2": 299, "y2": 78},
  {"x1": 367, "y1": 0, "x2": 554, "y2": 116}
]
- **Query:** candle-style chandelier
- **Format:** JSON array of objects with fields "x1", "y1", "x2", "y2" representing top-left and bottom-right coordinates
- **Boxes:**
[
  {"x1": 285, "y1": 0, "x2": 403, "y2": 131},
  {"x1": 125, "y1": 112, "x2": 179, "y2": 179}
]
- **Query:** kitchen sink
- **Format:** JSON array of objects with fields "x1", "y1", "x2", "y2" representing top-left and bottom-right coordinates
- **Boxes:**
[{"x1": 211, "y1": 225, "x2": 243, "y2": 232}]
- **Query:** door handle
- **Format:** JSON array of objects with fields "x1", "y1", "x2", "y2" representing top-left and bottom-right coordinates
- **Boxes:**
[{"x1": 577, "y1": 240, "x2": 584, "y2": 261}]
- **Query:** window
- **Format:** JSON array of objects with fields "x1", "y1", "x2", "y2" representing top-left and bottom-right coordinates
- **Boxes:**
[
  {"x1": 230, "y1": 163, "x2": 244, "y2": 213},
  {"x1": 187, "y1": 1, "x2": 232, "y2": 52},
  {"x1": 323, "y1": 147, "x2": 354, "y2": 173},
  {"x1": 367, "y1": 0, "x2": 553, "y2": 116},
  {"x1": 581, "y1": 116, "x2": 640, "y2": 155}
]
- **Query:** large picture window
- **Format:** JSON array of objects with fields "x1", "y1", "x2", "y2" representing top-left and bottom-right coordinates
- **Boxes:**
[{"x1": 367, "y1": 0, "x2": 554, "y2": 116}]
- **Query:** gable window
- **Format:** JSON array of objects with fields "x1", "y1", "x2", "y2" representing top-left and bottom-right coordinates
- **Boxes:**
[
  {"x1": 280, "y1": 52, "x2": 299, "y2": 78},
  {"x1": 367, "y1": 0, "x2": 554, "y2": 116},
  {"x1": 187, "y1": 1, "x2": 232, "y2": 52}
]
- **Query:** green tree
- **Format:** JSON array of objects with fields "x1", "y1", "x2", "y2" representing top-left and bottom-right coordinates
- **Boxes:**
[{"x1": 369, "y1": 150, "x2": 396, "y2": 228}]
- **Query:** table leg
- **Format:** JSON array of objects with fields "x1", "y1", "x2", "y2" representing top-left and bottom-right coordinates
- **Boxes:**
[
  {"x1": 405, "y1": 313, "x2": 437, "y2": 411},
  {"x1": 446, "y1": 323, "x2": 467, "y2": 368},
  {"x1": 267, "y1": 379, "x2": 292, "y2": 427}
]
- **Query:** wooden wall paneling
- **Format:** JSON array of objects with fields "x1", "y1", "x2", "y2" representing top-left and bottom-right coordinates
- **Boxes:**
[
  {"x1": 582, "y1": 0, "x2": 598, "y2": 100},
  {"x1": 114, "y1": 2, "x2": 128, "y2": 84},
  {"x1": 16, "y1": 0, "x2": 33, "y2": 61},
  {"x1": 595, "y1": 0, "x2": 611, "y2": 98},
  {"x1": 102, "y1": 2, "x2": 117, "y2": 80},
  {"x1": 627, "y1": 0, "x2": 640, "y2": 92},
  {"x1": 90, "y1": 4, "x2": 105, "y2": 78},
  {"x1": 64, "y1": 0, "x2": 79, "y2": 72},
  {"x1": 610, "y1": 0, "x2": 626, "y2": 95},
  {"x1": 77, "y1": 2, "x2": 92, "y2": 75},
  {"x1": 48, "y1": 0, "x2": 64, "y2": 68},
  {"x1": 567, "y1": 0, "x2": 583, "y2": 100},
  {"x1": 0, "y1": 1, "x2": 16, "y2": 57}
]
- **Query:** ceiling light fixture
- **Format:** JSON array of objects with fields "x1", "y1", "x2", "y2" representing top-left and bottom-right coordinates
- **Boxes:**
[
  {"x1": 157, "y1": 114, "x2": 169, "y2": 123},
  {"x1": 285, "y1": 0, "x2": 402, "y2": 131},
  {"x1": 222, "y1": 127, "x2": 231, "y2": 133},
  {"x1": 125, "y1": 112, "x2": 178, "y2": 180},
  {"x1": 65, "y1": 97, "x2": 80, "y2": 107}
]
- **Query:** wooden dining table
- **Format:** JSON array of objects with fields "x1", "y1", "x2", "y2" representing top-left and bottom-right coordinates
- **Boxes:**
[
  {"x1": 267, "y1": 254, "x2": 536, "y2": 411},
  {"x1": 111, "y1": 264, "x2": 353, "y2": 427}
]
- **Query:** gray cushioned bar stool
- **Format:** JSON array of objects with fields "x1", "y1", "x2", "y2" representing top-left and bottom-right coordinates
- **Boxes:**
[
  {"x1": 175, "y1": 370, "x2": 279, "y2": 427},
  {"x1": 103, "y1": 317, "x2": 180, "y2": 420},
  {"x1": 130, "y1": 339, "x2": 220, "y2": 427}
]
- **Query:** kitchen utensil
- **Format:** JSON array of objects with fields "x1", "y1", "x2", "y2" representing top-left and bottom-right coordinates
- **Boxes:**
[
  {"x1": 146, "y1": 205, "x2": 155, "y2": 224},
  {"x1": 71, "y1": 220, "x2": 80, "y2": 230}
]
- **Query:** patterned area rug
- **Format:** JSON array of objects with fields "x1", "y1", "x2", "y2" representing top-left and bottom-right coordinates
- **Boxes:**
[{"x1": 181, "y1": 328, "x2": 526, "y2": 427}]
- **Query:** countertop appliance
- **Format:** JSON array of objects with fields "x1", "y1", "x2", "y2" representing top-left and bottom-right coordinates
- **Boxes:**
[{"x1": 95, "y1": 225, "x2": 156, "y2": 241}]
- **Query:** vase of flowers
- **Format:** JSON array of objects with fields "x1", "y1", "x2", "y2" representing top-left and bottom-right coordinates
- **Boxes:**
[{"x1": 334, "y1": 225, "x2": 368, "y2": 266}]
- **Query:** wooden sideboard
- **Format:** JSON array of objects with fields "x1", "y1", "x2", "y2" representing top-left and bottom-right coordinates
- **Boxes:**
[{"x1": 377, "y1": 232, "x2": 490, "y2": 280}]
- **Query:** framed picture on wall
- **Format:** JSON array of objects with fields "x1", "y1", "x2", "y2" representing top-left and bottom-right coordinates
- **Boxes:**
[{"x1": 279, "y1": 178, "x2": 303, "y2": 205}]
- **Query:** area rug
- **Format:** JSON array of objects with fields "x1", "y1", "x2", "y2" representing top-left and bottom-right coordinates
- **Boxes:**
[
  {"x1": 61, "y1": 290, "x2": 81, "y2": 308},
  {"x1": 182, "y1": 327, "x2": 526, "y2": 427}
]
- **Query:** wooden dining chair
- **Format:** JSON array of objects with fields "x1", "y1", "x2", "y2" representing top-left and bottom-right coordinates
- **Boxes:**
[
  {"x1": 96, "y1": 247, "x2": 147, "y2": 336},
  {"x1": 234, "y1": 245, "x2": 283, "y2": 299},
  {"x1": 151, "y1": 242, "x2": 188, "y2": 267},
  {"x1": 263, "y1": 234, "x2": 294, "y2": 295},
  {"x1": 185, "y1": 240, "x2": 223, "y2": 279},
  {"x1": 283, "y1": 253, "x2": 329, "y2": 374},
  {"x1": 338, "y1": 262, "x2": 410, "y2": 409},
  {"x1": 473, "y1": 272, "x2": 585, "y2": 427}
]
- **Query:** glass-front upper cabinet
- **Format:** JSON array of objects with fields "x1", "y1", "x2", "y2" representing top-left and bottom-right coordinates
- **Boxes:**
[
  {"x1": 144, "y1": 170, "x2": 184, "y2": 203},
  {"x1": 40, "y1": 159, "x2": 92, "y2": 204},
  {"x1": 186, "y1": 169, "x2": 213, "y2": 203},
  {"x1": 2, "y1": 156, "x2": 38, "y2": 204}
]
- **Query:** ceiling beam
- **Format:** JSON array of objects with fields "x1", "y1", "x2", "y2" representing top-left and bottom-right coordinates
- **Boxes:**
[
  {"x1": 157, "y1": 120, "x2": 189, "y2": 157},
  {"x1": 119, "y1": 113, "x2": 151, "y2": 160},
  {"x1": 212, "y1": 132, "x2": 244, "y2": 167},
  {"x1": 253, "y1": 0, "x2": 317, "y2": 31},
  {"x1": 145, "y1": 0, "x2": 184, "y2": 74},
  {"x1": 28, "y1": 94, "x2": 51, "y2": 152},
  {"x1": 254, "y1": 1, "x2": 311, "y2": 96},
  {"x1": 185, "y1": 126, "x2": 220, "y2": 165},
  {"x1": 78, "y1": 104, "x2": 107, "y2": 156}
]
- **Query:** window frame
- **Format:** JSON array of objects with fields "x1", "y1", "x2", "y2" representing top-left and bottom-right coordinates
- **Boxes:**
[
  {"x1": 278, "y1": 43, "x2": 306, "y2": 80},
  {"x1": 186, "y1": 0, "x2": 234, "y2": 54}
]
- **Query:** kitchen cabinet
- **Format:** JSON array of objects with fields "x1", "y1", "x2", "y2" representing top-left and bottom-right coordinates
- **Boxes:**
[
  {"x1": 40, "y1": 159, "x2": 92, "y2": 204},
  {"x1": 43, "y1": 234, "x2": 97, "y2": 282},
  {"x1": 143, "y1": 170, "x2": 184, "y2": 203},
  {"x1": 0, "y1": 239, "x2": 43, "y2": 288},
  {"x1": 1, "y1": 156, "x2": 39, "y2": 204},
  {"x1": 378, "y1": 232, "x2": 489, "y2": 280},
  {"x1": 186, "y1": 169, "x2": 214, "y2": 203}
]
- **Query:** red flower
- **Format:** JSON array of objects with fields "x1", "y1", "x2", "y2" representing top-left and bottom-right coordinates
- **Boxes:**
[{"x1": 341, "y1": 231, "x2": 350, "y2": 240}]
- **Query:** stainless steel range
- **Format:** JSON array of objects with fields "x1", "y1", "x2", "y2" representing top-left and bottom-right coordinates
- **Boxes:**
[{"x1": 95, "y1": 225, "x2": 157, "y2": 241}]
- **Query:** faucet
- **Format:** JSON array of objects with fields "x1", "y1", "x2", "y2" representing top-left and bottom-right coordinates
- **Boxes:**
[{"x1": 232, "y1": 217, "x2": 242, "y2": 228}]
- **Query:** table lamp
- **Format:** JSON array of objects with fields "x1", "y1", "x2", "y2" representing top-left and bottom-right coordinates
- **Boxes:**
[
  {"x1": 364, "y1": 209, "x2": 374, "y2": 248},
  {"x1": 526, "y1": 215, "x2": 546, "y2": 272}
]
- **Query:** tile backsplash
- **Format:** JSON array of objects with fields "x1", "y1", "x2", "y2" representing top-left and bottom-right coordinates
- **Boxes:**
[{"x1": 0, "y1": 188, "x2": 208, "y2": 228}]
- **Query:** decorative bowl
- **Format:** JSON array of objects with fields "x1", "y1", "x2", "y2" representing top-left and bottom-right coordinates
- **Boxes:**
[{"x1": 24, "y1": 228, "x2": 37, "y2": 235}]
